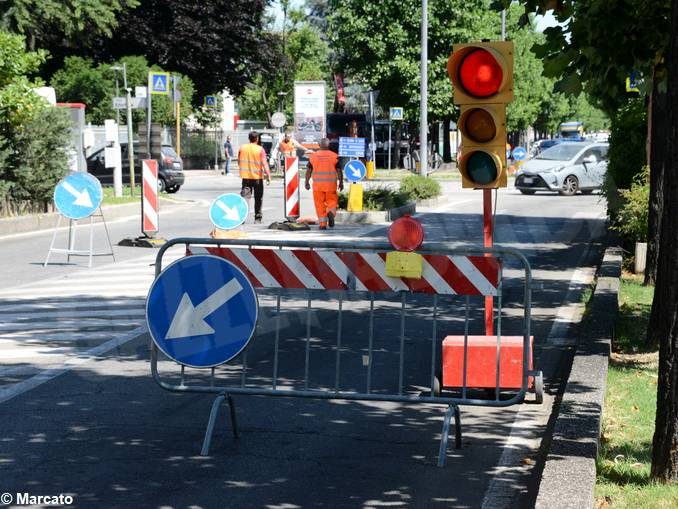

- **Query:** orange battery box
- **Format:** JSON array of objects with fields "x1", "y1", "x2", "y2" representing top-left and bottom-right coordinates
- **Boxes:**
[{"x1": 441, "y1": 335, "x2": 533, "y2": 389}]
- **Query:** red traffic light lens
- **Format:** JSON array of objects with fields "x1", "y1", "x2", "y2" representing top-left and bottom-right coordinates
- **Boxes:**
[
  {"x1": 458, "y1": 49, "x2": 503, "y2": 98},
  {"x1": 461, "y1": 108, "x2": 497, "y2": 143},
  {"x1": 465, "y1": 151, "x2": 498, "y2": 185},
  {"x1": 388, "y1": 216, "x2": 424, "y2": 252}
]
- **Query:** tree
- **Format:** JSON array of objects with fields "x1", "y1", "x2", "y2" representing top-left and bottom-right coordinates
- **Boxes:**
[
  {"x1": 238, "y1": 13, "x2": 330, "y2": 124},
  {"x1": 50, "y1": 55, "x2": 195, "y2": 125},
  {"x1": 0, "y1": 0, "x2": 138, "y2": 49},
  {"x1": 95, "y1": 0, "x2": 276, "y2": 100},
  {"x1": 504, "y1": 0, "x2": 669, "y2": 286},
  {"x1": 648, "y1": 0, "x2": 678, "y2": 483},
  {"x1": 0, "y1": 30, "x2": 70, "y2": 205},
  {"x1": 505, "y1": 0, "x2": 677, "y2": 482}
]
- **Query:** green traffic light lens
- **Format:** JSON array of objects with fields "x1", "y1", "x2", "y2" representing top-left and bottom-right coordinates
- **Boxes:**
[{"x1": 466, "y1": 151, "x2": 498, "y2": 185}]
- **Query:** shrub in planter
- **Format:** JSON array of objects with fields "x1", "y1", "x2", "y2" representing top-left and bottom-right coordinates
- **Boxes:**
[
  {"x1": 613, "y1": 166, "x2": 649, "y2": 244},
  {"x1": 338, "y1": 185, "x2": 409, "y2": 211},
  {"x1": 399, "y1": 175, "x2": 441, "y2": 200}
]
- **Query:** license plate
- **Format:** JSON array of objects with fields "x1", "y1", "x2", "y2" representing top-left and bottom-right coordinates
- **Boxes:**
[
  {"x1": 173, "y1": 162, "x2": 181, "y2": 169},
  {"x1": 522, "y1": 177, "x2": 534, "y2": 184}
]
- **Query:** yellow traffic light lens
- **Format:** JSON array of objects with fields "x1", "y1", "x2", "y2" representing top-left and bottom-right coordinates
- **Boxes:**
[
  {"x1": 458, "y1": 49, "x2": 503, "y2": 98},
  {"x1": 462, "y1": 108, "x2": 497, "y2": 143},
  {"x1": 466, "y1": 151, "x2": 498, "y2": 185}
]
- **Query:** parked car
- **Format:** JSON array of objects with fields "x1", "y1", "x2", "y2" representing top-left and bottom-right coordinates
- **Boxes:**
[
  {"x1": 514, "y1": 142, "x2": 609, "y2": 196},
  {"x1": 86, "y1": 143, "x2": 185, "y2": 193}
]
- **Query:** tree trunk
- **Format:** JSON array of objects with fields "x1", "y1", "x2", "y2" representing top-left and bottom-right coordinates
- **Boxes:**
[
  {"x1": 645, "y1": 64, "x2": 666, "y2": 288},
  {"x1": 650, "y1": 0, "x2": 678, "y2": 482}
]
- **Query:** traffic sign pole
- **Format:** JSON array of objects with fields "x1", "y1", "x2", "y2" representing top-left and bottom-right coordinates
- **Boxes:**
[
  {"x1": 483, "y1": 189, "x2": 494, "y2": 336},
  {"x1": 146, "y1": 73, "x2": 152, "y2": 159}
]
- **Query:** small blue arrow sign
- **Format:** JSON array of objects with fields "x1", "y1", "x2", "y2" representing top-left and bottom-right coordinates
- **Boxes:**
[
  {"x1": 205, "y1": 95, "x2": 216, "y2": 107},
  {"x1": 53, "y1": 172, "x2": 103, "y2": 220},
  {"x1": 209, "y1": 193, "x2": 248, "y2": 230},
  {"x1": 344, "y1": 160, "x2": 367, "y2": 183},
  {"x1": 146, "y1": 255, "x2": 259, "y2": 368},
  {"x1": 512, "y1": 146, "x2": 527, "y2": 161}
]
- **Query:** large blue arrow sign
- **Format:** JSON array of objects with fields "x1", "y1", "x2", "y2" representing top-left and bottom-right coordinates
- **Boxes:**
[
  {"x1": 146, "y1": 255, "x2": 259, "y2": 368},
  {"x1": 53, "y1": 172, "x2": 103, "y2": 220},
  {"x1": 209, "y1": 193, "x2": 248, "y2": 230},
  {"x1": 344, "y1": 160, "x2": 367, "y2": 183}
]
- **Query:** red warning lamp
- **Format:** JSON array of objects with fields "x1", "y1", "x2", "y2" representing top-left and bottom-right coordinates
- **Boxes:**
[{"x1": 388, "y1": 215, "x2": 424, "y2": 252}]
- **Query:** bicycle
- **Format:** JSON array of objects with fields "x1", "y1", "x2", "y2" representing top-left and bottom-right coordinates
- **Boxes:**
[{"x1": 403, "y1": 145, "x2": 443, "y2": 174}]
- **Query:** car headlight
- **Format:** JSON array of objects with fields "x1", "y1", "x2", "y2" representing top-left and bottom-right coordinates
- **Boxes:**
[{"x1": 545, "y1": 169, "x2": 563, "y2": 185}]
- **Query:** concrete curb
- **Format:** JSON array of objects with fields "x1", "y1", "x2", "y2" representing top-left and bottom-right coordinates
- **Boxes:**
[
  {"x1": 335, "y1": 201, "x2": 416, "y2": 224},
  {"x1": 0, "y1": 198, "x2": 186, "y2": 237},
  {"x1": 535, "y1": 247, "x2": 622, "y2": 509}
]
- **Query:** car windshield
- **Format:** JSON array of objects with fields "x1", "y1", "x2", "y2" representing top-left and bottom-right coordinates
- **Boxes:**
[
  {"x1": 536, "y1": 144, "x2": 583, "y2": 161},
  {"x1": 161, "y1": 146, "x2": 178, "y2": 157}
]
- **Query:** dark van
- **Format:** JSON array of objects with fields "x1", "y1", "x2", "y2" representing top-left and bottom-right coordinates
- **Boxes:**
[{"x1": 86, "y1": 143, "x2": 185, "y2": 193}]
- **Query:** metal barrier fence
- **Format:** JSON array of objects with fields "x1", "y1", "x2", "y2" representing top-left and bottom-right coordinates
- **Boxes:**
[{"x1": 149, "y1": 237, "x2": 542, "y2": 467}]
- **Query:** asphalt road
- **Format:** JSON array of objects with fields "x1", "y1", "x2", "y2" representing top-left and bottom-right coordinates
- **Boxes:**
[{"x1": 0, "y1": 171, "x2": 608, "y2": 508}]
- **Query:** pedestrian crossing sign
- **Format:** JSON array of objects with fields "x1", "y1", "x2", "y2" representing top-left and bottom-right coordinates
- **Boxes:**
[
  {"x1": 149, "y1": 72, "x2": 170, "y2": 95},
  {"x1": 205, "y1": 95, "x2": 217, "y2": 107},
  {"x1": 390, "y1": 107, "x2": 404, "y2": 121}
]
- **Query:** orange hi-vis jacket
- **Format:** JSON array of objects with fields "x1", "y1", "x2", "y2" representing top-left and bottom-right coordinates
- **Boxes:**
[
  {"x1": 308, "y1": 150, "x2": 339, "y2": 191},
  {"x1": 238, "y1": 143, "x2": 266, "y2": 179},
  {"x1": 279, "y1": 140, "x2": 295, "y2": 157}
]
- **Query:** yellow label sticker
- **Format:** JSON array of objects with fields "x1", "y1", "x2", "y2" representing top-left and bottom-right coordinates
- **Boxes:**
[{"x1": 385, "y1": 251, "x2": 423, "y2": 279}]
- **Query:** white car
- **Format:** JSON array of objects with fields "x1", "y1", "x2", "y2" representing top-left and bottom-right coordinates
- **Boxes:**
[{"x1": 514, "y1": 142, "x2": 609, "y2": 196}]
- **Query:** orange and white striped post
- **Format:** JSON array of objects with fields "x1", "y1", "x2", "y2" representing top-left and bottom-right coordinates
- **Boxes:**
[
  {"x1": 284, "y1": 156, "x2": 300, "y2": 221},
  {"x1": 142, "y1": 159, "x2": 159, "y2": 237}
]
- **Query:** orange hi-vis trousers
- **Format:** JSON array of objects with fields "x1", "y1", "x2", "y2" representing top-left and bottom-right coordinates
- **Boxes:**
[{"x1": 313, "y1": 189, "x2": 338, "y2": 228}]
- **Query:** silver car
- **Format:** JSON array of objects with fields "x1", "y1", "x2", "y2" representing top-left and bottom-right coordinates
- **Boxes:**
[{"x1": 514, "y1": 142, "x2": 609, "y2": 196}]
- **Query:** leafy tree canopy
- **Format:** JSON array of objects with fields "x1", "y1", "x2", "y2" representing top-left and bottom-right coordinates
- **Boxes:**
[
  {"x1": 494, "y1": 0, "x2": 670, "y2": 114},
  {"x1": 50, "y1": 55, "x2": 195, "y2": 125},
  {"x1": 238, "y1": 9, "x2": 330, "y2": 123},
  {"x1": 0, "y1": 0, "x2": 138, "y2": 48},
  {"x1": 68, "y1": 0, "x2": 277, "y2": 102}
]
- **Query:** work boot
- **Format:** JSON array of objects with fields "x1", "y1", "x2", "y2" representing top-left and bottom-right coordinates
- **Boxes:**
[{"x1": 328, "y1": 211, "x2": 335, "y2": 228}]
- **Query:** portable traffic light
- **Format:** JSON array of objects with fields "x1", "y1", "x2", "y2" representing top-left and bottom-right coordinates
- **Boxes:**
[{"x1": 448, "y1": 41, "x2": 514, "y2": 189}]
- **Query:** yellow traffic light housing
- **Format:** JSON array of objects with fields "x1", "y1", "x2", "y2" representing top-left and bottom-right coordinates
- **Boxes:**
[{"x1": 448, "y1": 41, "x2": 514, "y2": 189}]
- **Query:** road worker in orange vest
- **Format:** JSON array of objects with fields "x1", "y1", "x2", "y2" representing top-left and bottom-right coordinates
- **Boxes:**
[
  {"x1": 238, "y1": 131, "x2": 271, "y2": 224},
  {"x1": 276, "y1": 132, "x2": 311, "y2": 172},
  {"x1": 305, "y1": 138, "x2": 343, "y2": 230}
]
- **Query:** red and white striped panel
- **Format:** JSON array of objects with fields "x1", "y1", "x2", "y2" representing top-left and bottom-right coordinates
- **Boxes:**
[
  {"x1": 187, "y1": 246, "x2": 500, "y2": 296},
  {"x1": 142, "y1": 159, "x2": 159, "y2": 235},
  {"x1": 284, "y1": 156, "x2": 300, "y2": 220}
]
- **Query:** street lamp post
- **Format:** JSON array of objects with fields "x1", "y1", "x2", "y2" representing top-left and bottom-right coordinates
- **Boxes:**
[
  {"x1": 111, "y1": 66, "x2": 121, "y2": 125},
  {"x1": 113, "y1": 64, "x2": 136, "y2": 196}
]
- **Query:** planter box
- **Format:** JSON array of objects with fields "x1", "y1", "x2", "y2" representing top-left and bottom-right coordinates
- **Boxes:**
[{"x1": 335, "y1": 201, "x2": 416, "y2": 224}]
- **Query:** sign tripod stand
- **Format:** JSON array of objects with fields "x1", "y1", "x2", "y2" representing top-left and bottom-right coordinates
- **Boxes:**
[
  {"x1": 44, "y1": 208, "x2": 115, "y2": 268},
  {"x1": 44, "y1": 172, "x2": 115, "y2": 268}
]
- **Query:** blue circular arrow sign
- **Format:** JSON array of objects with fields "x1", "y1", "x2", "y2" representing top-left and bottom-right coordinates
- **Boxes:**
[
  {"x1": 209, "y1": 193, "x2": 249, "y2": 230},
  {"x1": 511, "y1": 146, "x2": 527, "y2": 161},
  {"x1": 146, "y1": 255, "x2": 259, "y2": 368},
  {"x1": 344, "y1": 160, "x2": 367, "y2": 183},
  {"x1": 54, "y1": 172, "x2": 103, "y2": 220}
]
